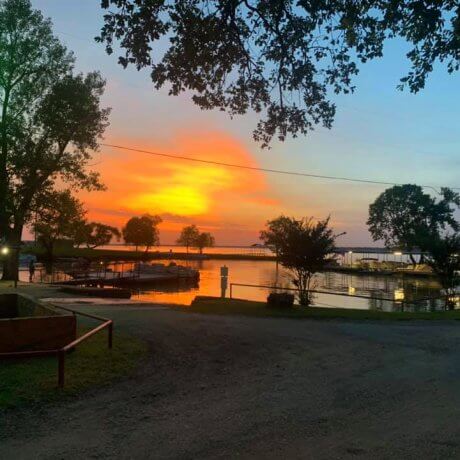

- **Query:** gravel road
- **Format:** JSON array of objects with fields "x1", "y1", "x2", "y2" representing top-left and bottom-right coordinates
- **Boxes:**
[{"x1": 2, "y1": 303, "x2": 460, "y2": 459}]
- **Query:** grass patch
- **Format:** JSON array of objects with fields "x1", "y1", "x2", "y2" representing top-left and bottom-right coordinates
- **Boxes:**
[
  {"x1": 189, "y1": 296, "x2": 460, "y2": 321},
  {"x1": 0, "y1": 328, "x2": 148, "y2": 410}
]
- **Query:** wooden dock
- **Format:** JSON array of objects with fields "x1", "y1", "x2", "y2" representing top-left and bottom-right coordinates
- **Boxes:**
[{"x1": 52, "y1": 264, "x2": 200, "y2": 288}]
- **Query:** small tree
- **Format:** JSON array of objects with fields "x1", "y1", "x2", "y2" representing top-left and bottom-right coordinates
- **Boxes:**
[
  {"x1": 425, "y1": 234, "x2": 460, "y2": 310},
  {"x1": 122, "y1": 214, "x2": 162, "y2": 252},
  {"x1": 260, "y1": 216, "x2": 293, "y2": 258},
  {"x1": 74, "y1": 222, "x2": 120, "y2": 249},
  {"x1": 367, "y1": 185, "x2": 460, "y2": 266},
  {"x1": 177, "y1": 225, "x2": 200, "y2": 253},
  {"x1": 33, "y1": 191, "x2": 85, "y2": 260},
  {"x1": 194, "y1": 232, "x2": 215, "y2": 254},
  {"x1": 261, "y1": 216, "x2": 342, "y2": 306}
]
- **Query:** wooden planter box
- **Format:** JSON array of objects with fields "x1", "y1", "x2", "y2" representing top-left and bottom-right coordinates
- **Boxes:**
[{"x1": 0, "y1": 294, "x2": 76, "y2": 353}]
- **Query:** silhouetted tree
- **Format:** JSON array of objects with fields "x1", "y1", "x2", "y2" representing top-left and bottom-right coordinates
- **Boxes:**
[
  {"x1": 74, "y1": 222, "x2": 120, "y2": 249},
  {"x1": 122, "y1": 214, "x2": 162, "y2": 252},
  {"x1": 260, "y1": 215, "x2": 293, "y2": 257},
  {"x1": 177, "y1": 224, "x2": 200, "y2": 253},
  {"x1": 33, "y1": 191, "x2": 85, "y2": 260},
  {"x1": 261, "y1": 216, "x2": 342, "y2": 306},
  {"x1": 367, "y1": 185, "x2": 460, "y2": 265},
  {"x1": 194, "y1": 232, "x2": 215, "y2": 255},
  {"x1": 99, "y1": 1, "x2": 460, "y2": 147},
  {"x1": 425, "y1": 233, "x2": 460, "y2": 310},
  {"x1": 0, "y1": 0, "x2": 109, "y2": 279}
]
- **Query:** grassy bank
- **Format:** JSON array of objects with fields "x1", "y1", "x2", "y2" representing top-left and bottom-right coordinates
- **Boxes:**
[
  {"x1": 0, "y1": 328, "x2": 148, "y2": 409},
  {"x1": 189, "y1": 296, "x2": 460, "y2": 321}
]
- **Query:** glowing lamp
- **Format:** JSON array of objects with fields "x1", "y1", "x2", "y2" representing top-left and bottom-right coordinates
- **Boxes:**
[
  {"x1": 1, "y1": 247, "x2": 9, "y2": 255},
  {"x1": 394, "y1": 289, "x2": 405, "y2": 301}
]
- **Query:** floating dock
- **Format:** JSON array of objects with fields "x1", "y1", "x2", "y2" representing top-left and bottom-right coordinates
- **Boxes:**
[{"x1": 55, "y1": 263, "x2": 200, "y2": 287}]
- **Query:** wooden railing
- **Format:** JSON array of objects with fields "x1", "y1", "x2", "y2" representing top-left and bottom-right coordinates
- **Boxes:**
[{"x1": 0, "y1": 304, "x2": 113, "y2": 388}]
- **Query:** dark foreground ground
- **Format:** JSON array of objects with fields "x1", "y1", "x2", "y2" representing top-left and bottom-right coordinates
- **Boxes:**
[{"x1": 2, "y1": 303, "x2": 460, "y2": 459}]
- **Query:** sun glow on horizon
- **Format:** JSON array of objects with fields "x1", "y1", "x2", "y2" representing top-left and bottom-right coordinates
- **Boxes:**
[
  {"x1": 77, "y1": 130, "x2": 279, "y2": 243},
  {"x1": 126, "y1": 185, "x2": 210, "y2": 216}
]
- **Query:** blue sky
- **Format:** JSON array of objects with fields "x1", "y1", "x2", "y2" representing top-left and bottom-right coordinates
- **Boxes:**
[{"x1": 31, "y1": 1, "x2": 460, "y2": 245}]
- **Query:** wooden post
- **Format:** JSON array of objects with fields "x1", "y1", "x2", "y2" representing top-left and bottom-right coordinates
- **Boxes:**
[
  {"x1": 58, "y1": 350, "x2": 65, "y2": 388},
  {"x1": 108, "y1": 322, "x2": 113, "y2": 349}
]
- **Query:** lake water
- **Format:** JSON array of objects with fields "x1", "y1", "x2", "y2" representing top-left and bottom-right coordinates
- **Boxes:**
[
  {"x1": 114, "y1": 258, "x2": 445, "y2": 311},
  {"x1": 27, "y1": 245, "x2": 452, "y2": 311}
]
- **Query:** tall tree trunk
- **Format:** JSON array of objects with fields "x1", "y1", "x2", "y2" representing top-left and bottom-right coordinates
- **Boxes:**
[
  {"x1": 0, "y1": 87, "x2": 11, "y2": 243},
  {"x1": 1, "y1": 228, "x2": 21, "y2": 281},
  {"x1": 2, "y1": 251, "x2": 18, "y2": 281}
]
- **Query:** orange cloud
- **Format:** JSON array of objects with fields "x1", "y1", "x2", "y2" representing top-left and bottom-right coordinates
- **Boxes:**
[{"x1": 77, "y1": 130, "x2": 278, "y2": 244}]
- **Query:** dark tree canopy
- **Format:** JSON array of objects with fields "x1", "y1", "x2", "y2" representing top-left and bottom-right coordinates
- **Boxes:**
[
  {"x1": 74, "y1": 222, "x2": 121, "y2": 249},
  {"x1": 33, "y1": 190, "x2": 85, "y2": 259},
  {"x1": 259, "y1": 215, "x2": 293, "y2": 255},
  {"x1": 367, "y1": 185, "x2": 460, "y2": 259},
  {"x1": 194, "y1": 231, "x2": 215, "y2": 254},
  {"x1": 425, "y1": 233, "x2": 460, "y2": 309},
  {"x1": 99, "y1": 1, "x2": 460, "y2": 147},
  {"x1": 176, "y1": 224, "x2": 200, "y2": 253},
  {"x1": 122, "y1": 214, "x2": 162, "y2": 252}
]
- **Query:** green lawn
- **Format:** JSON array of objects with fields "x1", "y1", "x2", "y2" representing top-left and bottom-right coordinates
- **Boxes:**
[
  {"x1": 189, "y1": 296, "x2": 460, "y2": 321},
  {"x1": 0, "y1": 328, "x2": 148, "y2": 409}
]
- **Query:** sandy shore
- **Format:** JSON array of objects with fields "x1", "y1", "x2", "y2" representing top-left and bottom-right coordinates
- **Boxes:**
[{"x1": 2, "y1": 293, "x2": 460, "y2": 459}]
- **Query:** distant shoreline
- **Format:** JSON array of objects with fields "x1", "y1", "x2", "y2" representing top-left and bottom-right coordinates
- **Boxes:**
[{"x1": 24, "y1": 246, "x2": 435, "y2": 279}]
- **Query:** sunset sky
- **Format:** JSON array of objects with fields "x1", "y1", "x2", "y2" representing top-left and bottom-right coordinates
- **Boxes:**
[{"x1": 32, "y1": 1, "x2": 460, "y2": 246}]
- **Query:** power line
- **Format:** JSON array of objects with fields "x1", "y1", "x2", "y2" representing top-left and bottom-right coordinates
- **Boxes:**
[
  {"x1": 52, "y1": 29, "x2": 459, "y2": 190},
  {"x1": 101, "y1": 143, "x2": 459, "y2": 193}
]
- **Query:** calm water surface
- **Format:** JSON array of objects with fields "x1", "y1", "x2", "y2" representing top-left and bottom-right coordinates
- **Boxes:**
[
  {"x1": 121, "y1": 258, "x2": 444, "y2": 311},
  {"x1": 28, "y1": 248, "x2": 450, "y2": 311}
]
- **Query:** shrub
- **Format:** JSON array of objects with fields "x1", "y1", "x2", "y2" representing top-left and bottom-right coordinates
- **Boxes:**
[{"x1": 267, "y1": 292, "x2": 294, "y2": 309}]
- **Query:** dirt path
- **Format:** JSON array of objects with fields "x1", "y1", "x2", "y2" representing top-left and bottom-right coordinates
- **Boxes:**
[{"x1": 2, "y1": 303, "x2": 460, "y2": 459}]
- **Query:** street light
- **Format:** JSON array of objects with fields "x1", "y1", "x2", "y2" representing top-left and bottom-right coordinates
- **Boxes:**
[
  {"x1": 1, "y1": 246, "x2": 9, "y2": 255},
  {"x1": 348, "y1": 250, "x2": 353, "y2": 267}
]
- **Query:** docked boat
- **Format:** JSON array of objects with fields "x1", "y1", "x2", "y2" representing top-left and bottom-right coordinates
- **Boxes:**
[
  {"x1": 58, "y1": 261, "x2": 200, "y2": 287},
  {"x1": 129, "y1": 262, "x2": 200, "y2": 280}
]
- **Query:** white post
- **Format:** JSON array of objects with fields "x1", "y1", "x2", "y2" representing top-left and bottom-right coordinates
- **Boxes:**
[{"x1": 220, "y1": 265, "x2": 228, "y2": 298}]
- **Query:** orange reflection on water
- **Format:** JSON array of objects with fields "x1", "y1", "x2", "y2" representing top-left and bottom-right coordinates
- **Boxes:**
[{"x1": 107, "y1": 259, "x2": 443, "y2": 311}]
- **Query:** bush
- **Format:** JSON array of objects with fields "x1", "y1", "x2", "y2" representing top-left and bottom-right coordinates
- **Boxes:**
[{"x1": 267, "y1": 292, "x2": 294, "y2": 309}]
